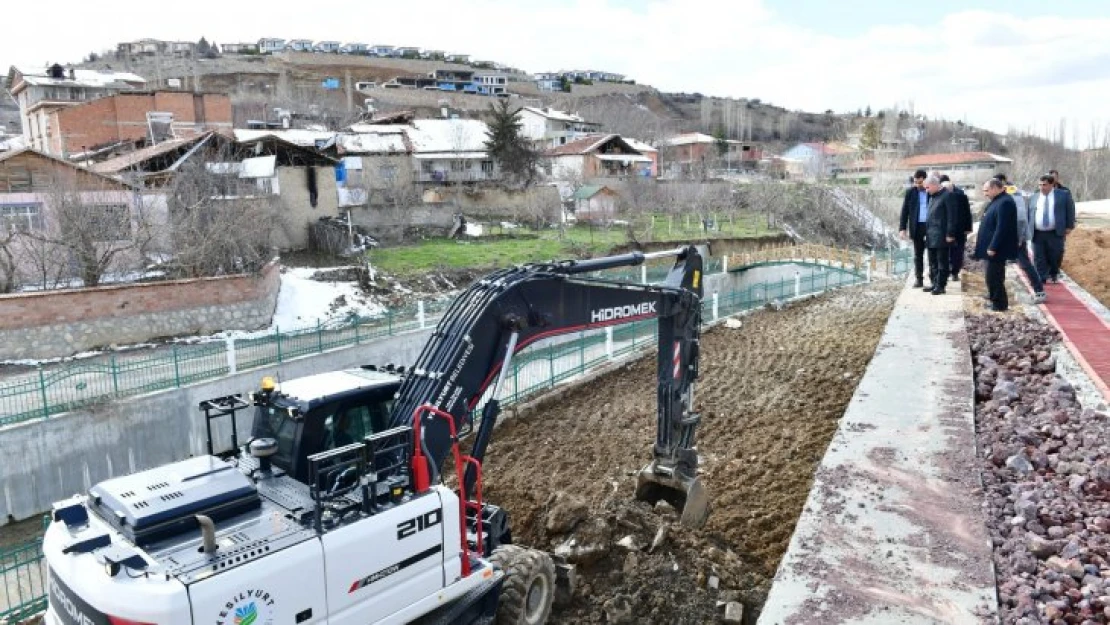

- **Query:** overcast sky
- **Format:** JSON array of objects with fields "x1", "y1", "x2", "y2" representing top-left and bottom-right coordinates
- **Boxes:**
[{"x1": 6, "y1": 0, "x2": 1110, "y2": 145}]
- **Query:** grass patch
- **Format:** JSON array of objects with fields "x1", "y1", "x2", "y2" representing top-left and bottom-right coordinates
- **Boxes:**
[{"x1": 368, "y1": 213, "x2": 778, "y2": 276}]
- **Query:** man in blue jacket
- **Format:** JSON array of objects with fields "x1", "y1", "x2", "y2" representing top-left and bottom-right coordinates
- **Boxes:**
[{"x1": 976, "y1": 178, "x2": 1020, "y2": 311}]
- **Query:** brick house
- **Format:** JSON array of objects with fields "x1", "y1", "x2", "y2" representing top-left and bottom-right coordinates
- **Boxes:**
[
  {"x1": 0, "y1": 148, "x2": 144, "y2": 288},
  {"x1": 898, "y1": 152, "x2": 1013, "y2": 189},
  {"x1": 545, "y1": 134, "x2": 653, "y2": 181},
  {"x1": 6, "y1": 65, "x2": 147, "y2": 154},
  {"x1": 45, "y1": 91, "x2": 232, "y2": 158},
  {"x1": 659, "y1": 132, "x2": 760, "y2": 175}
]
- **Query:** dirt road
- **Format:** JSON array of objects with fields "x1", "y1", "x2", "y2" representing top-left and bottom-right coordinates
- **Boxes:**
[
  {"x1": 481, "y1": 281, "x2": 901, "y2": 623},
  {"x1": 1062, "y1": 227, "x2": 1110, "y2": 309}
]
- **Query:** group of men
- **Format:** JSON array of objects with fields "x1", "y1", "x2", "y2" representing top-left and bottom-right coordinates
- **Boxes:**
[
  {"x1": 897, "y1": 170, "x2": 973, "y2": 295},
  {"x1": 898, "y1": 168, "x2": 1076, "y2": 312}
]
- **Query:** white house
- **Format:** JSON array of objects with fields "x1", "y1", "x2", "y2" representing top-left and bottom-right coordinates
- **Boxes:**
[
  {"x1": 257, "y1": 38, "x2": 285, "y2": 54},
  {"x1": 519, "y1": 107, "x2": 602, "y2": 148},
  {"x1": 340, "y1": 42, "x2": 370, "y2": 54},
  {"x1": 370, "y1": 45, "x2": 395, "y2": 57},
  {"x1": 314, "y1": 41, "x2": 341, "y2": 53},
  {"x1": 393, "y1": 46, "x2": 422, "y2": 58},
  {"x1": 222, "y1": 42, "x2": 260, "y2": 54},
  {"x1": 473, "y1": 73, "x2": 508, "y2": 95},
  {"x1": 286, "y1": 39, "x2": 314, "y2": 52}
]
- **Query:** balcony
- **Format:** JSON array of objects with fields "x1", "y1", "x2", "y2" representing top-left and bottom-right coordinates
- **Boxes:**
[{"x1": 415, "y1": 170, "x2": 499, "y2": 183}]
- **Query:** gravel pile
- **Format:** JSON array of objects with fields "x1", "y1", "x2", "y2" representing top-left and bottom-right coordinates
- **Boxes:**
[{"x1": 969, "y1": 314, "x2": 1110, "y2": 624}]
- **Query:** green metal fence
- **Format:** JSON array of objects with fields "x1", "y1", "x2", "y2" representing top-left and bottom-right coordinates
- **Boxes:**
[{"x1": 0, "y1": 247, "x2": 912, "y2": 623}]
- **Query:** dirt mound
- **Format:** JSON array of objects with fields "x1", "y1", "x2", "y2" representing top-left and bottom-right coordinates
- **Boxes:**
[
  {"x1": 481, "y1": 281, "x2": 901, "y2": 623},
  {"x1": 1062, "y1": 228, "x2": 1110, "y2": 308}
]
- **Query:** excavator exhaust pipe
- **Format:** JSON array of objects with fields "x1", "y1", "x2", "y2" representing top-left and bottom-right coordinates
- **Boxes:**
[{"x1": 634, "y1": 462, "x2": 710, "y2": 529}]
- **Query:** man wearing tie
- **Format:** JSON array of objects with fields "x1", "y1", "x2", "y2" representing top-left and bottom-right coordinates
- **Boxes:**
[
  {"x1": 1031, "y1": 173, "x2": 1075, "y2": 284},
  {"x1": 898, "y1": 169, "x2": 930, "y2": 288}
]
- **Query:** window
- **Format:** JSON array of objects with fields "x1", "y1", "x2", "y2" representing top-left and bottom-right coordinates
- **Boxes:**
[
  {"x1": 3, "y1": 166, "x2": 32, "y2": 191},
  {"x1": 450, "y1": 160, "x2": 466, "y2": 172},
  {"x1": 379, "y1": 164, "x2": 397, "y2": 182},
  {"x1": 0, "y1": 203, "x2": 43, "y2": 231},
  {"x1": 88, "y1": 204, "x2": 130, "y2": 242},
  {"x1": 481, "y1": 160, "x2": 494, "y2": 174}
]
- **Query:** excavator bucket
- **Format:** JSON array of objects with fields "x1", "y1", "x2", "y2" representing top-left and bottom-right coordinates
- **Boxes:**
[{"x1": 634, "y1": 464, "x2": 710, "y2": 529}]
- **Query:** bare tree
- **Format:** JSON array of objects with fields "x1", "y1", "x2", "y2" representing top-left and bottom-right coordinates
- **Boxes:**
[
  {"x1": 161, "y1": 151, "x2": 280, "y2": 277},
  {"x1": 20, "y1": 180, "x2": 153, "y2": 288}
]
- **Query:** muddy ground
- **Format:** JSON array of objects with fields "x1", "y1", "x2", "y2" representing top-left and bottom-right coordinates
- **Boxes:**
[
  {"x1": 480, "y1": 281, "x2": 901, "y2": 623},
  {"x1": 1062, "y1": 228, "x2": 1110, "y2": 309}
]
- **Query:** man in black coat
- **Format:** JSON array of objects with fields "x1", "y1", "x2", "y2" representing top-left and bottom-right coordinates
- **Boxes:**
[
  {"x1": 940, "y1": 175, "x2": 972, "y2": 281},
  {"x1": 975, "y1": 178, "x2": 1019, "y2": 311},
  {"x1": 898, "y1": 169, "x2": 929, "y2": 288},
  {"x1": 922, "y1": 175, "x2": 959, "y2": 294}
]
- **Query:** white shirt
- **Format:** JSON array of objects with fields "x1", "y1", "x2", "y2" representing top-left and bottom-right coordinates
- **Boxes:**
[{"x1": 1035, "y1": 191, "x2": 1056, "y2": 231}]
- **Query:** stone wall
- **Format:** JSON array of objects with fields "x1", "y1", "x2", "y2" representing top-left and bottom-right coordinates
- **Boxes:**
[{"x1": 0, "y1": 262, "x2": 280, "y2": 360}]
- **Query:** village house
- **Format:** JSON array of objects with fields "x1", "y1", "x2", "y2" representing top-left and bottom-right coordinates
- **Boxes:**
[
  {"x1": 341, "y1": 42, "x2": 370, "y2": 55},
  {"x1": 41, "y1": 91, "x2": 232, "y2": 159},
  {"x1": 393, "y1": 47, "x2": 422, "y2": 58},
  {"x1": 0, "y1": 148, "x2": 144, "y2": 287},
  {"x1": 257, "y1": 38, "x2": 286, "y2": 54},
  {"x1": 220, "y1": 42, "x2": 260, "y2": 54},
  {"x1": 314, "y1": 41, "x2": 342, "y2": 53},
  {"x1": 519, "y1": 107, "x2": 602, "y2": 148},
  {"x1": 286, "y1": 39, "x2": 314, "y2": 52},
  {"x1": 571, "y1": 184, "x2": 619, "y2": 222},
  {"x1": 445, "y1": 53, "x2": 470, "y2": 64},
  {"x1": 116, "y1": 39, "x2": 166, "y2": 57},
  {"x1": 370, "y1": 45, "x2": 395, "y2": 57},
  {"x1": 336, "y1": 123, "x2": 413, "y2": 205},
  {"x1": 422, "y1": 50, "x2": 446, "y2": 60},
  {"x1": 545, "y1": 134, "x2": 653, "y2": 180},
  {"x1": 659, "y1": 132, "x2": 761, "y2": 176},
  {"x1": 623, "y1": 138, "x2": 659, "y2": 177},
  {"x1": 89, "y1": 131, "x2": 340, "y2": 250},
  {"x1": 472, "y1": 73, "x2": 508, "y2": 96},
  {"x1": 897, "y1": 151, "x2": 1013, "y2": 189},
  {"x1": 6, "y1": 65, "x2": 147, "y2": 154},
  {"x1": 780, "y1": 142, "x2": 858, "y2": 179}
]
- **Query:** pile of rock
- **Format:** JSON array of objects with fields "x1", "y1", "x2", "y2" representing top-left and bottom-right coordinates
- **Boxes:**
[{"x1": 969, "y1": 314, "x2": 1110, "y2": 624}]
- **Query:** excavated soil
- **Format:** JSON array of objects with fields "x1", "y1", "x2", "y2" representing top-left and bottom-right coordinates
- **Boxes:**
[
  {"x1": 1062, "y1": 228, "x2": 1110, "y2": 309},
  {"x1": 480, "y1": 281, "x2": 901, "y2": 624}
]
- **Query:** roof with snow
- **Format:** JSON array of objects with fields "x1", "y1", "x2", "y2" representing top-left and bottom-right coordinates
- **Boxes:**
[
  {"x1": 623, "y1": 137, "x2": 658, "y2": 153},
  {"x1": 407, "y1": 119, "x2": 490, "y2": 153},
  {"x1": 233, "y1": 129, "x2": 336, "y2": 148},
  {"x1": 521, "y1": 107, "x2": 600, "y2": 125},
  {"x1": 546, "y1": 134, "x2": 622, "y2": 156},
  {"x1": 8, "y1": 65, "x2": 146, "y2": 92},
  {"x1": 900, "y1": 151, "x2": 1012, "y2": 167}
]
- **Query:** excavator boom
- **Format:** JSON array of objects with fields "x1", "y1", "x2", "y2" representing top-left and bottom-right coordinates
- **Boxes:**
[{"x1": 389, "y1": 245, "x2": 709, "y2": 527}]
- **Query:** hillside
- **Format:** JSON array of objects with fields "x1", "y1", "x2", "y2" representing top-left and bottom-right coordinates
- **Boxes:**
[{"x1": 72, "y1": 49, "x2": 1021, "y2": 157}]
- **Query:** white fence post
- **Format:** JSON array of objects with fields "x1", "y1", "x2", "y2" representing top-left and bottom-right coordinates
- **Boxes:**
[
  {"x1": 605, "y1": 326, "x2": 614, "y2": 359},
  {"x1": 417, "y1": 300, "x2": 426, "y2": 329},
  {"x1": 640, "y1": 265, "x2": 648, "y2": 284},
  {"x1": 794, "y1": 271, "x2": 801, "y2": 298},
  {"x1": 226, "y1": 336, "x2": 237, "y2": 374},
  {"x1": 712, "y1": 292, "x2": 719, "y2": 320},
  {"x1": 722, "y1": 255, "x2": 729, "y2": 273}
]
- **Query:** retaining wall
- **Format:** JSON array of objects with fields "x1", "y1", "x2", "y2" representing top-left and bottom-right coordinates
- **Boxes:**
[
  {"x1": 0, "y1": 328, "x2": 432, "y2": 525},
  {"x1": 0, "y1": 263, "x2": 281, "y2": 361}
]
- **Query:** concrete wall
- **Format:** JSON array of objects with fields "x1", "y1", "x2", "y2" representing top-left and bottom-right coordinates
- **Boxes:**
[
  {"x1": 275, "y1": 165, "x2": 340, "y2": 249},
  {"x1": 0, "y1": 327, "x2": 433, "y2": 525},
  {"x1": 0, "y1": 263, "x2": 280, "y2": 360}
]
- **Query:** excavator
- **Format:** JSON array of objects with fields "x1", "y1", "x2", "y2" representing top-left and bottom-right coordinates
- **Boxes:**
[{"x1": 41, "y1": 245, "x2": 708, "y2": 625}]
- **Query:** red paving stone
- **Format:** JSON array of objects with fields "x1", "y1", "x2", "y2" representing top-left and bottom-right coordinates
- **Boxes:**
[{"x1": 1037, "y1": 280, "x2": 1110, "y2": 399}]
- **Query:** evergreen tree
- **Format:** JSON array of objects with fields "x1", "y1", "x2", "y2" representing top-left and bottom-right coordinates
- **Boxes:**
[
  {"x1": 860, "y1": 120, "x2": 881, "y2": 156},
  {"x1": 713, "y1": 126, "x2": 729, "y2": 158},
  {"x1": 197, "y1": 37, "x2": 211, "y2": 56},
  {"x1": 864, "y1": 105, "x2": 872, "y2": 117},
  {"x1": 484, "y1": 99, "x2": 539, "y2": 187}
]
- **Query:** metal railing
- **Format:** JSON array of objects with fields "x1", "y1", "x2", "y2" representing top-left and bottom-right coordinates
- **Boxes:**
[
  {"x1": 0, "y1": 248, "x2": 910, "y2": 428},
  {"x1": 0, "y1": 247, "x2": 911, "y2": 622}
]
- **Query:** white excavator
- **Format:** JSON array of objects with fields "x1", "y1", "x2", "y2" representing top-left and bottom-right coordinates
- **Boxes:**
[{"x1": 41, "y1": 246, "x2": 708, "y2": 625}]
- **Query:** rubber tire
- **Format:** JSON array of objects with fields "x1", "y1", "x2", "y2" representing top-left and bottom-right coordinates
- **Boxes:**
[{"x1": 489, "y1": 545, "x2": 556, "y2": 625}]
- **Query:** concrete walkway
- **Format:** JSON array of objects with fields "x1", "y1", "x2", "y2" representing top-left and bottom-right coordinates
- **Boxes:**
[{"x1": 758, "y1": 277, "x2": 998, "y2": 624}]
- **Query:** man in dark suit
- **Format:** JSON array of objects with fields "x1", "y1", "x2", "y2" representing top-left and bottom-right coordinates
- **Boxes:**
[
  {"x1": 1049, "y1": 169, "x2": 1071, "y2": 194},
  {"x1": 898, "y1": 169, "x2": 929, "y2": 288},
  {"x1": 923, "y1": 175, "x2": 959, "y2": 294},
  {"x1": 940, "y1": 174, "x2": 972, "y2": 281},
  {"x1": 1030, "y1": 173, "x2": 1076, "y2": 284},
  {"x1": 975, "y1": 178, "x2": 1019, "y2": 311}
]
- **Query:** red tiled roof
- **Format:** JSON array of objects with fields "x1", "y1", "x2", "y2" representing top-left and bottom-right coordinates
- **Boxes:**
[
  {"x1": 901, "y1": 151, "x2": 1012, "y2": 167},
  {"x1": 545, "y1": 134, "x2": 612, "y2": 156}
]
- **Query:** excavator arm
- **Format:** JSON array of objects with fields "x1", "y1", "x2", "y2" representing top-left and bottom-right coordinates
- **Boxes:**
[{"x1": 388, "y1": 245, "x2": 709, "y2": 526}]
